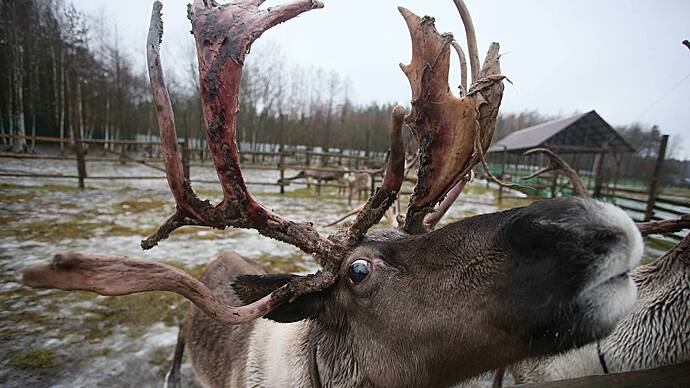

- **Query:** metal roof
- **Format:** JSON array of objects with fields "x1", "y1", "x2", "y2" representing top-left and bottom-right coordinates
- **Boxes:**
[{"x1": 488, "y1": 110, "x2": 635, "y2": 154}]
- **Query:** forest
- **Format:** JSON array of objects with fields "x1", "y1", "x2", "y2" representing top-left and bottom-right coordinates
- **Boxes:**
[{"x1": 1, "y1": 0, "x2": 687, "y2": 183}]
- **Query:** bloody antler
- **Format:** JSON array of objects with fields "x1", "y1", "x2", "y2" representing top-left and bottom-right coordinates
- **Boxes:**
[
  {"x1": 399, "y1": 2, "x2": 504, "y2": 234},
  {"x1": 452, "y1": 0, "x2": 479, "y2": 83},
  {"x1": 21, "y1": 0, "x2": 340, "y2": 325},
  {"x1": 334, "y1": 106, "x2": 406, "y2": 245},
  {"x1": 142, "y1": 1, "x2": 337, "y2": 263},
  {"x1": 22, "y1": 252, "x2": 336, "y2": 323}
]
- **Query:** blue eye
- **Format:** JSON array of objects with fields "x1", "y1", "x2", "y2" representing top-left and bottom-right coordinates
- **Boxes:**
[{"x1": 348, "y1": 259, "x2": 371, "y2": 283}]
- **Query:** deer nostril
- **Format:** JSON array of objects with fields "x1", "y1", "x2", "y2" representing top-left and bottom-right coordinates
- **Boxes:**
[{"x1": 587, "y1": 230, "x2": 618, "y2": 255}]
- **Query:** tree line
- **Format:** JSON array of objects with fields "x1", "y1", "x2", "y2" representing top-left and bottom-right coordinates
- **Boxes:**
[
  {"x1": 0, "y1": 0, "x2": 400, "y2": 155},
  {"x1": 1, "y1": 0, "x2": 686, "y2": 184}
]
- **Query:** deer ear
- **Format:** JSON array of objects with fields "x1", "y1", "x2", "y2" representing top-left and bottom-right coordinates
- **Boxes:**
[{"x1": 232, "y1": 274, "x2": 325, "y2": 323}]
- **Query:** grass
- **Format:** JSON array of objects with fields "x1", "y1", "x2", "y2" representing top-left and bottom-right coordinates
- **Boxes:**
[
  {"x1": 0, "y1": 260, "x2": 205, "y2": 347},
  {"x1": 113, "y1": 196, "x2": 171, "y2": 214},
  {"x1": 0, "y1": 216, "x2": 148, "y2": 241},
  {"x1": 660, "y1": 186, "x2": 690, "y2": 198},
  {"x1": 262, "y1": 187, "x2": 346, "y2": 201},
  {"x1": 645, "y1": 236, "x2": 680, "y2": 251},
  {"x1": 257, "y1": 252, "x2": 309, "y2": 273},
  {"x1": 149, "y1": 346, "x2": 174, "y2": 377},
  {"x1": 8, "y1": 348, "x2": 55, "y2": 370}
]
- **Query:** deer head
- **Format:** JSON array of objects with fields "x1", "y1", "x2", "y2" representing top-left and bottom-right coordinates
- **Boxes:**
[{"x1": 21, "y1": 0, "x2": 644, "y2": 383}]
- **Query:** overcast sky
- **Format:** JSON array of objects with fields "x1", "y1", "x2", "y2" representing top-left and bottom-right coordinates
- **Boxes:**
[{"x1": 72, "y1": 0, "x2": 690, "y2": 160}]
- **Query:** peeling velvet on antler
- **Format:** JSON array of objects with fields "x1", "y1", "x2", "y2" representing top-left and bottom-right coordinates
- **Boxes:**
[{"x1": 398, "y1": 7, "x2": 504, "y2": 234}]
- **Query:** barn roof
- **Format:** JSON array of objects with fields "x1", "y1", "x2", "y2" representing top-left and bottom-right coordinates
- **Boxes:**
[{"x1": 488, "y1": 110, "x2": 635, "y2": 154}]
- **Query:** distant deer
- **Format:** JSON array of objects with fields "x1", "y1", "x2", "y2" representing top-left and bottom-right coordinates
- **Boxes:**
[
  {"x1": 20, "y1": 1, "x2": 686, "y2": 387},
  {"x1": 346, "y1": 169, "x2": 371, "y2": 205},
  {"x1": 280, "y1": 166, "x2": 348, "y2": 195}
]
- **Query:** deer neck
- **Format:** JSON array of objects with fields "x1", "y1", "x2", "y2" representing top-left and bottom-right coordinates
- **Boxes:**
[
  {"x1": 244, "y1": 319, "x2": 313, "y2": 386},
  {"x1": 245, "y1": 319, "x2": 364, "y2": 388}
]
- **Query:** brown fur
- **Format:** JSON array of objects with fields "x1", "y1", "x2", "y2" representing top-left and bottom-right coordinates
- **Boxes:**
[
  {"x1": 183, "y1": 252, "x2": 264, "y2": 386},
  {"x1": 172, "y1": 199, "x2": 644, "y2": 388}
]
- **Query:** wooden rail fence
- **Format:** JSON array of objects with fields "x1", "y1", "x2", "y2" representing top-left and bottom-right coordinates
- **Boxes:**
[
  {"x1": 485, "y1": 134, "x2": 688, "y2": 242},
  {"x1": 0, "y1": 134, "x2": 388, "y2": 194}
]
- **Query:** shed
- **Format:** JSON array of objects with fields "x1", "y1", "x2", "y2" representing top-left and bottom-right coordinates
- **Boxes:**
[{"x1": 488, "y1": 110, "x2": 634, "y2": 154}]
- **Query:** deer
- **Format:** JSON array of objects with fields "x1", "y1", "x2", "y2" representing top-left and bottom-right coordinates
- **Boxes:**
[
  {"x1": 490, "y1": 149, "x2": 690, "y2": 385},
  {"x1": 346, "y1": 169, "x2": 371, "y2": 206},
  {"x1": 20, "y1": 1, "x2": 686, "y2": 387},
  {"x1": 280, "y1": 166, "x2": 349, "y2": 195}
]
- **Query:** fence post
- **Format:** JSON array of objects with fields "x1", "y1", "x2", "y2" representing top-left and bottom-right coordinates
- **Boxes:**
[
  {"x1": 644, "y1": 134, "x2": 669, "y2": 222},
  {"x1": 593, "y1": 152, "x2": 607, "y2": 198},
  {"x1": 73, "y1": 135, "x2": 87, "y2": 190},
  {"x1": 498, "y1": 146, "x2": 507, "y2": 204},
  {"x1": 550, "y1": 172, "x2": 560, "y2": 198}
]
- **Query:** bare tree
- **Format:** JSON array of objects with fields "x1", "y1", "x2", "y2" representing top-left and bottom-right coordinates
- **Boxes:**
[{"x1": 9, "y1": 6, "x2": 27, "y2": 153}]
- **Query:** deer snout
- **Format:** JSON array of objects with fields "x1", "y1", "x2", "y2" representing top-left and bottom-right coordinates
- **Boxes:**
[{"x1": 576, "y1": 200, "x2": 643, "y2": 333}]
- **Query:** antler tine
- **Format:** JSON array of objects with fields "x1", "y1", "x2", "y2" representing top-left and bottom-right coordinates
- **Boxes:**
[
  {"x1": 143, "y1": 1, "x2": 337, "y2": 263},
  {"x1": 423, "y1": 170, "x2": 474, "y2": 230},
  {"x1": 523, "y1": 148, "x2": 589, "y2": 198},
  {"x1": 638, "y1": 214, "x2": 690, "y2": 236},
  {"x1": 333, "y1": 106, "x2": 406, "y2": 245},
  {"x1": 398, "y1": 5, "x2": 505, "y2": 234},
  {"x1": 22, "y1": 253, "x2": 334, "y2": 324},
  {"x1": 450, "y1": 41, "x2": 468, "y2": 95},
  {"x1": 146, "y1": 2, "x2": 216, "y2": 228},
  {"x1": 452, "y1": 0, "x2": 479, "y2": 83}
]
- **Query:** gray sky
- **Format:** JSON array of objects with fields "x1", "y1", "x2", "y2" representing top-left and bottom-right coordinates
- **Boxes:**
[{"x1": 72, "y1": 0, "x2": 690, "y2": 160}]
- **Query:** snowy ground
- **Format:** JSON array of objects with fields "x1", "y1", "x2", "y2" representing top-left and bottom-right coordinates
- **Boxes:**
[{"x1": 0, "y1": 157, "x2": 670, "y2": 387}]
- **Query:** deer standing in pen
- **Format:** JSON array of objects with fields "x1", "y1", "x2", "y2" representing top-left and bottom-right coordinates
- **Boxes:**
[
  {"x1": 346, "y1": 169, "x2": 371, "y2": 206},
  {"x1": 21, "y1": 1, "x2": 688, "y2": 387},
  {"x1": 279, "y1": 166, "x2": 348, "y2": 195}
]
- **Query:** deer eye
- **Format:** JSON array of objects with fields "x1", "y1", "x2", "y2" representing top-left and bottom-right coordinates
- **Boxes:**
[{"x1": 348, "y1": 259, "x2": 371, "y2": 283}]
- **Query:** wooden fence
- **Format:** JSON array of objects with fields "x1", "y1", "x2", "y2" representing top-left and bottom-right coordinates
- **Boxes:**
[
  {"x1": 0, "y1": 134, "x2": 388, "y2": 194},
  {"x1": 485, "y1": 134, "x2": 688, "y2": 241}
]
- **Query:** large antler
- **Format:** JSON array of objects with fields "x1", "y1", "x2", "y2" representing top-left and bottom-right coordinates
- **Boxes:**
[
  {"x1": 21, "y1": 0, "x2": 341, "y2": 324},
  {"x1": 399, "y1": 1, "x2": 505, "y2": 234},
  {"x1": 142, "y1": 1, "x2": 337, "y2": 262},
  {"x1": 20, "y1": 0, "x2": 505, "y2": 326},
  {"x1": 22, "y1": 253, "x2": 334, "y2": 324}
]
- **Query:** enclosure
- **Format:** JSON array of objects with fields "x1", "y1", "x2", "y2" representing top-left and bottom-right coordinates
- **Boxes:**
[{"x1": 1, "y1": 0, "x2": 690, "y2": 387}]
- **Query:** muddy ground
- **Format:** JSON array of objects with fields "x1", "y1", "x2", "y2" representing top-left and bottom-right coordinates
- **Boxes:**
[{"x1": 0, "y1": 157, "x2": 670, "y2": 387}]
